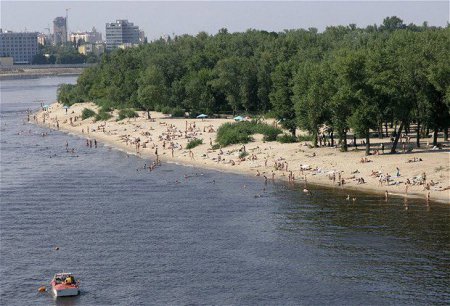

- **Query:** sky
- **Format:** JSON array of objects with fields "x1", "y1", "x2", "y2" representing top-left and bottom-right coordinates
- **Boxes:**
[{"x1": 1, "y1": 1, "x2": 449, "y2": 40}]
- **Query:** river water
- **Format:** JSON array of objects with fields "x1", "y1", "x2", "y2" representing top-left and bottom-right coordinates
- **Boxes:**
[{"x1": 0, "y1": 76, "x2": 449, "y2": 305}]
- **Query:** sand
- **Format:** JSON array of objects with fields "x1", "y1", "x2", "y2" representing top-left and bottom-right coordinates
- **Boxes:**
[{"x1": 34, "y1": 102, "x2": 450, "y2": 203}]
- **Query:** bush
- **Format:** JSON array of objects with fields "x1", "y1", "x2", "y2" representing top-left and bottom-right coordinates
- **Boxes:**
[
  {"x1": 57, "y1": 84, "x2": 83, "y2": 106},
  {"x1": 100, "y1": 105, "x2": 113, "y2": 113},
  {"x1": 94, "y1": 98, "x2": 114, "y2": 112},
  {"x1": 216, "y1": 121, "x2": 282, "y2": 147},
  {"x1": 257, "y1": 125, "x2": 281, "y2": 141},
  {"x1": 81, "y1": 108, "x2": 96, "y2": 120},
  {"x1": 297, "y1": 134, "x2": 314, "y2": 142},
  {"x1": 278, "y1": 134, "x2": 298, "y2": 143},
  {"x1": 171, "y1": 107, "x2": 185, "y2": 118},
  {"x1": 239, "y1": 151, "x2": 249, "y2": 159},
  {"x1": 161, "y1": 106, "x2": 172, "y2": 114},
  {"x1": 216, "y1": 122, "x2": 252, "y2": 146},
  {"x1": 250, "y1": 121, "x2": 282, "y2": 141},
  {"x1": 95, "y1": 110, "x2": 113, "y2": 121},
  {"x1": 118, "y1": 109, "x2": 138, "y2": 121},
  {"x1": 186, "y1": 138, "x2": 203, "y2": 149}
]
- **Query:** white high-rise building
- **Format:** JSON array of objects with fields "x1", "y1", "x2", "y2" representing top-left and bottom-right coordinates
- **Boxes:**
[{"x1": 105, "y1": 20, "x2": 140, "y2": 50}]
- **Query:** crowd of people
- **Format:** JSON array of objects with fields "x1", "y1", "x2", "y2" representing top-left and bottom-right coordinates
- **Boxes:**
[{"x1": 34, "y1": 103, "x2": 449, "y2": 203}]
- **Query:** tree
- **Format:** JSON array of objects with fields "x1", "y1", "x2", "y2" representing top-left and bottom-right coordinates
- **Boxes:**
[
  {"x1": 335, "y1": 50, "x2": 379, "y2": 154},
  {"x1": 256, "y1": 52, "x2": 275, "y2": 113},
  {"x1": 58, "y1": 18, "x2": 448, "y2": 152},
  {"x1": 239, "y1": 58, "x2": 259, "y2": 112},
  {"x1": 270, "y1": 62, "x2": 296, "y2": 135},
  {"x1": 380, "y1": 16, "x2": 405, "y2": 31},
  {"x1": 348, "y1": 102, "x2": 378, "y2": 155},
  {"x1": 184, "y1": 68, "x2": 216, "y2": 114},
  {"x1": 137, "y1": 66, "x2": 167, "y2": 118},
  {"x1": 57, "y1": 84, "x2": 82, "y2": 105},
  {"x1": 423, "y1": 29, "x2": 450, "y2": 144},
  {"x1": 293, "y1": 61, "x2": 332, "y2": 146},
  {"x1": 331, "y1": 51, "x2": 367, "y2": 152},
  {"x1": 32, "y1": 54, "x2": 48, "y2": 64},
  {"x1": 211, "y1": 56, "x2": 245, "y2": 114},
  {"x1": 367, "y1": 31, "x2": 417, "y2": 153}
]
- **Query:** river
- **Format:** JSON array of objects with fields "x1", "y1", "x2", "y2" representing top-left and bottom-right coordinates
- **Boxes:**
[{"x1": 1, "y1": 76, "x2": 449, "y2": 305}]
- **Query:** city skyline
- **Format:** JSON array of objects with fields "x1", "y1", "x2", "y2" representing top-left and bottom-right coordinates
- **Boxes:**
[{"x1": 1, "y1": 1, "x2": 449, "y2": 41}]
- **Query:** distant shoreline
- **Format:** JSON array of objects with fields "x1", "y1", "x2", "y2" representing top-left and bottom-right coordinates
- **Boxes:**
[{"x1": 0, "y1": 67, "x2": 84, "y2": 80}]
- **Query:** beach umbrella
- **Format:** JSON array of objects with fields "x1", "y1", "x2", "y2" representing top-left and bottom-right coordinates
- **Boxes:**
[
  {"x1": 63, "y1": 105, "x2": 69, "y2": 109},
  {"x1": 234, "y1": 116, "x2": 244, "y2": 121},
  {"x1": 196, "y1": 114, "x2": 208, "y2": 119}
]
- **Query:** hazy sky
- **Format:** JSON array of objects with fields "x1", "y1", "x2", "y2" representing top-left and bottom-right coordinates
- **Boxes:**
[{"x1": 1, "y1": 1, "x2": 449, "y2": 40}]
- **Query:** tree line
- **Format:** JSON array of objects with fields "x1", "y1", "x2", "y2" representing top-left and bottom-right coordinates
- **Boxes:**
[
  {"x1": 33, "y1": 43, "x2": 99, "y2": 64},
  {"x1": 58, "y1": 16, "x2": 450, "y2": 153}
]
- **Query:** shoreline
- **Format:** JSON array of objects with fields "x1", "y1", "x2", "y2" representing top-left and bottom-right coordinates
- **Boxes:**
[
  {"x1": 34, "y1": 102, "x2": 449, "y2": 204},
  {"x1": 0, "y1": 68, "x2": 84, "y2": 80}
]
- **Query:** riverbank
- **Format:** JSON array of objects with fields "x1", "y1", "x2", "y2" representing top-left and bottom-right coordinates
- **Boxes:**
[
  {"x1": 0, "y1": 66, "x2": 88, "y2": 80},
  {"x1": 35, "y1": 102, "x2": 450, "y2": 203}
]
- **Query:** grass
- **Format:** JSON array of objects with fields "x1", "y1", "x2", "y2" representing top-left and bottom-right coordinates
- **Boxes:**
[
  {"x1": 81, "y1": 108, "x2": 96, "y2": 120},
  {"x1": 186, "y1": 138, "x2": 203, "y2": 149},
  {"x1": 118, "y1": 109, "x2": 138, "y2": 121},
  {"x1": 216, "y1": 121, "x2": 282, "y2": 147}
]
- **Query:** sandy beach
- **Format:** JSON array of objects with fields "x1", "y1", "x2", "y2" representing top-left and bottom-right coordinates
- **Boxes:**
[{"x1": 34, "y1": 102, "x2": 450, "y2": 203}]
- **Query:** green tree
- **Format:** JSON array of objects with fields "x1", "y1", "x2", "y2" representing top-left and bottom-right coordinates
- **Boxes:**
[
  {"x1": 57, "y1": 84, "x2": 82, "y2": 105},
  {"x1": 137, "y1": 65, "x2": 167, "y2": 118},
  {"x1": 379, "y1": 16, "x2": 405, "y2": 31},
  {"x1": 293, "y1": 61, "x2": 332, "y2": 146},
  {"x1": 256, "y1": 52, "x2": 275, "y2": 113},
  {"x1": 270, "y1": 62, "x2": 296, "y2": 135},
  {"x1": 423, "y1": 29, "x2": 450, "y2": 144},
  {"x1": 211, "y1": 56, "x2": 245, "y2": 114},
  {"x1": 184, "y1": 68, "x2": 216, "y2": 114}
]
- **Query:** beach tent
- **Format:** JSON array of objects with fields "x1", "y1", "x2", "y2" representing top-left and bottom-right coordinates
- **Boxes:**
[
  {"x1": 196, "y1": 114, "x2": 208, "y2": 119},
  {"x1": 43, "y1": 104, "x2": 49, "y2": 110},
  {"x1": 234, "y1": 116, "x2": 244, "y2": 121}
]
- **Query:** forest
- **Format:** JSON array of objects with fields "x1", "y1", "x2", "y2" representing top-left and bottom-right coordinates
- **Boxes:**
[{"x1": 57, "y1": 16, "x2": 450, "y2": 154}]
